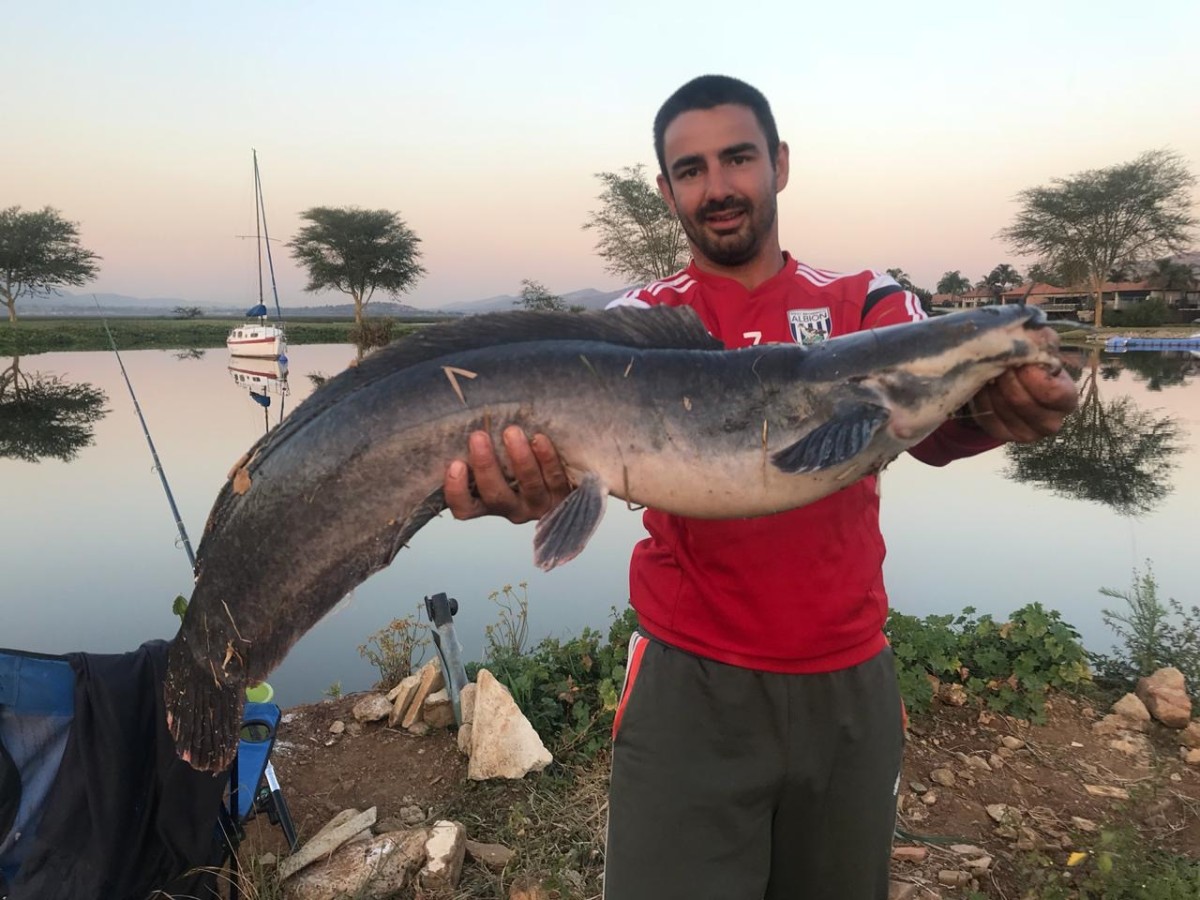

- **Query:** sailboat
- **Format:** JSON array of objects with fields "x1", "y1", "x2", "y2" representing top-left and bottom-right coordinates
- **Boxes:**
[
  {"x1": 228, "y1": 356, "x2": 290, "y2": 433},
  {"x1": 227, "y1": 150, "x2": 288, "y2": 360}
]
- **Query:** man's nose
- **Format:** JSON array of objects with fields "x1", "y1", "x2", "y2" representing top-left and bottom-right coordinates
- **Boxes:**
[{"x1": 703, "y1": 165, "x2": 734, "y2": 203}]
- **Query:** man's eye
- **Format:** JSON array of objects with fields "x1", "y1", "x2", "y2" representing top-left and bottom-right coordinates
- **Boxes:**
[
  {"x1": 676, "y1": 168, "x2": 698, "y2": 180},
  {"x1": 730, "y1": 155, "x2": 749, "y2": 166}
]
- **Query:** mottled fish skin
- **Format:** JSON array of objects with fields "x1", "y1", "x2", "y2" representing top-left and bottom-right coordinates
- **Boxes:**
[{"x1": 164, "y1": 303, "x2": 1060, "y2": 770}]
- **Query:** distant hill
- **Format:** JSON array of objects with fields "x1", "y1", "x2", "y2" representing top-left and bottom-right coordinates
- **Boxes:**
[{"x1": 15, "y1": 285, "x2": 636, "y2": 318}]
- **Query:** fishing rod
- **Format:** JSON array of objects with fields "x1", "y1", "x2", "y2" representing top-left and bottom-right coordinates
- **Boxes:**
[{"x1": 92, "y1": 296, "x2": 196, "y2": 569}]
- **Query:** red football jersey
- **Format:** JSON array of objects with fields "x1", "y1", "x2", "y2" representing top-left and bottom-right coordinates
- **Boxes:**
[{"x1": 607, "y1": 255, "x2": 999, "y2": 673}]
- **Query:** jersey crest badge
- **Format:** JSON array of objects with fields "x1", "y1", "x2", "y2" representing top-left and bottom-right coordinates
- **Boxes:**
[{"x1": 788, "y1": 308, "x2": 832, "y2": 345}]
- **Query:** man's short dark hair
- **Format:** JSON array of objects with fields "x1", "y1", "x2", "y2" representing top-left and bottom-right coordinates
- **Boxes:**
[{"x1": 654, "y1": 75, "x2": 780, "y2": 183}]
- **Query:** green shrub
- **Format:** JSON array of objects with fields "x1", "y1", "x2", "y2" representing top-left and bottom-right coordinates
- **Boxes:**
[
  {"x1": 473, "y1": 605, "x2": 639, "y2": 759},
  {"x1": 349, "y1": 316, "x2": 395, "y2": 349},
  {"x1": 1109, "y1": 297, "x2": 1172, "y2": 327},
  {"x1": 885, "y1": 603, "x2": 1090, "y2": 722},
  {"x1": 1096, "y1": 562, "x2": 1200, "y2": 694}
]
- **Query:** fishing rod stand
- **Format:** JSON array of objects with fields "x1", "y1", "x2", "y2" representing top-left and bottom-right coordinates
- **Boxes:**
[{"x1": 424, "y1": 592, "x2": 470, "y2": 727}]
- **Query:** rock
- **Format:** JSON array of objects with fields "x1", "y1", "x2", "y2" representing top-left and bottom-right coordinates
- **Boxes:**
[
  {"x1": 938, "y1": 869, "x2": 971, "y2": 887},
  {"x1": 402, "y1": 660, "x2": 446, "y2": 729},
  {"x1": 1108, "y1": 733, "x2": 1151, "y2": 760},
  {"x1": 282, "y1": 828, "x2": 427, "y2": 900},
  {"x1": 921, "y1": 790, "x2": 938, "y2": 806},
  {"x1": 950, "y1": 844, "x2": 986, "y2": 856},
  {"x1": 399, "y1": 805, "x2": 426, "y2": 826},
  {"x1": 988, "y1": 753, "x2": 1005, "y2": 770},
  {"x1": 1112, "y1": 692, "x2": 1152, "y2": 724},
  {"x1": 329, "y1": 720, "x2": 346, "y2": 735},
  {"x1": 346, "y1": 721, "x2": 363, "y2": 737},
  {"x1": 1084, "y1": 784, "x2": 1130, "y2": 800},
  {"x1": 423, "y1": 689, "x2": 456, "y2": 729},
  {"x1": 986, "y1": 803, "x2": 1016, "y2": 825},
  {"x1": 465, "y1": 839, "x2": 515, "y2": 870},
  {"x1": 461, "y1": 682, "x2": 477, "y2": 723},
  {"x1": 279, "y1": 807, "x2": 378, "y2": 881},
  {"x1": 1080, "y1": 706, "x2": 1096, "y2": 718},
  {"x1": 1182, "y1": 747, "x2": 1200, "y2": 766},
  {"x1": 964, "y1": 855, "x2": 993, "y2": 873},
  {"x1": 1093, "y1": 713, "x2": 1146, "y2": 735},
  {"x1": 1000, "y1": 735, "x2": 1026, "y2": 751},
  {"x1": 929, "y1": 768, "x2": 956, "y2": 787},
  {"x1": 996, "y1": 746, "x2": 1015, "y2": 759},
  {"x1": 1170, "y1": 772, "x2": 1183, "y2": 782},
  {"x1": 908, "y1": 781, "x2": 928, "y2": 794},
  {"x1": 468, "y1": 669, "x2": 553, "y2": 780},
  {"x1": 965, "y1": 755, "x2": 991, "y2": 772},
  {"x1": 1180, "y1": 721, "x2": 1200, "y2": 749},
  {"x1": 1136, "y1": 667, "x2": 1192, "y2": 728},
  {"x1": 387, "y1": 673, "x2": 423, "y2": 727},
  {"x1": 351, "y1": 694, "x2": 392, "y2": 723},
  {"x1": 258, "y1": 852, "x2": 277, "y2": 867},
  {"x1": 457, "y1": 721, "x2": 473, "y2": 755},
  {"x1": 509, "y1": 874, "x2": 553, "y2": 900},
  {"x1": 418, "y1": 820, "x2": 466, "y2": 893},
  {"x1": 1071, "y1": 816, "x2": 1098, "y2": 833},
  {"x1": 892, "y1": 845, "x2": 928, "y2": 862},
  {"x1": 406, "y1": 721, "x2": 430, "y2": 737},
  {"x1": 888, "y1": 882, "x2": 920, "y2": 900},
  {"x1": 939, "y1": 683, "x2": 968, "y2": 707}
]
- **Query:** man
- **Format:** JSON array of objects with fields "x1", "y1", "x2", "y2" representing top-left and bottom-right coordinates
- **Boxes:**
[{"x1": 445, "y1": 75, "x2": 1077, "y2": 899}]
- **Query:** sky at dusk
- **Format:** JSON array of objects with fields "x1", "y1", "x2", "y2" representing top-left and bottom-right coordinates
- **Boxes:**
[{"x1": 5, "y1": 0, "x2": 1199, "y2": 309}]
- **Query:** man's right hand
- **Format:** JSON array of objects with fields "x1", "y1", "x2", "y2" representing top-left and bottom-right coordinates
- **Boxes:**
[{"x1": 444, "y1": 426, "x2": 572, "y2": 524}]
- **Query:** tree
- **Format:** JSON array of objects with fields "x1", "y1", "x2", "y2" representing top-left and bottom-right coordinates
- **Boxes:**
[
  {"x1": 886, "y1": 268, "x2": 933, "y2": 312},
  {"x1": 288, "y1": 207, "x2": 425, "y2": 326},
  {"x1": 0, "y1": 206, "x2": 100, "y2": 323},
  {"x1": 173, "y1": 305, "x2": 203, "y2": 319},
  {"x1": 1148, "y1": 257, "x2": 1197, "y2": 293},
  {"x1": 514, "y1": 279, "x2": 583, "y2": 313},
  {"x1": 1001, "y1": 150, "x2": 1197, "y2": 327},
  {"x1": 1004, "y1": 353, "x2": 1182, "y2": 516},
  {"x1": 1024, "y1": 262, "x2": 1068, "y2": 287},
  {"x1": 0, "y1": 356, "x2": 108, "y2": 462},
  {"x1": 582, "y1": 165, "x2": 689, "y2": 284},
  {"x1": 976, "y1": 263, "x2": 1023, "y2": 303},
  {"x1": 936, "y1": 270, "x2": 972, "y2": 301}
]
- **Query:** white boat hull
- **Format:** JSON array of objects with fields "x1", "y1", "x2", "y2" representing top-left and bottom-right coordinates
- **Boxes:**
[{"x1": 227, "y1": 324, "x2": 286, "y2": 359}]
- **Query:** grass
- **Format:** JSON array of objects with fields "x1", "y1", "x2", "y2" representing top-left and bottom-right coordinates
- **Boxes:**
[{"x1": 0, "y1": 316, "x2": 434, "y2": 355}]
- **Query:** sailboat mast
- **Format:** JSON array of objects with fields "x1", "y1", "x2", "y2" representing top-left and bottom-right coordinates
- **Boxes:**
[
  {"x1": 254, "y1": 151, "x2": 286, "y2": 324},
  {"x1": 254, "y1": 150, "x2": 265, "y2": 309}
]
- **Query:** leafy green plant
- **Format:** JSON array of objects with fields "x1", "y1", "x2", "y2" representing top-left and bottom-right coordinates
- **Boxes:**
[
  {"x1": 473, "y1": 605, "x2": 639, "y2": 759},
  {"x1": 885, "y1": 603, "x2": 1091, "y2": 722},
  {"x1": 1097, "y1": 562, "x2": 1200, "y2": 694},
  {"x1": 323, "y1": 681, "x2": 343, "y2": 699},
  {"x1": 358, "y1": 608, "x2": 429, "y2": 690}
]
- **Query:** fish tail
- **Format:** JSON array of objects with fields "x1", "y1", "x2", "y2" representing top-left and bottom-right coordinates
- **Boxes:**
[{"x1": 163, "y1": 635, "x2": 243, "y2": 773}]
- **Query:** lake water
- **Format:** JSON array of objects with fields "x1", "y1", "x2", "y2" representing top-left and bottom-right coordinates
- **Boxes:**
[{"x1": 2, "y1": 342, "x2": 1197, "y2": 705}]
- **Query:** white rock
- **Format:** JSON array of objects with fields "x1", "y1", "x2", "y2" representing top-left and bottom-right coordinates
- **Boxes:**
[
  {"x1": 387, "y1": 673, "x2": 422, "y2": 727},
  {"x1": 423, "y1": 689, "x2": 456, "y2": 729},
  {"x1": 468, "y1": 669, "x2": 552, "y2": 780},
  {"x1": 352, "y1": 694, "x2": 393, "y2": 723},
  {"x1": 460, "y1": 682, "x2": 477, "y2": 724},
  {"x1": 1000, "y1": 736, "x2": 1025, "y2": 751},
  {"x1": 329, "y1": 720, "x2": 346, "y2": 735},
  {"x1": 280, "y1": 807, "x2": 378, "y2": 880},
  {"x1": 1111, "y1": 692, "x2": 1151, "y2": 723},
  {"x1": 282, "y1": 828, "x2": 427, "y2": 900},
  {"x1": 457, "y1": 721, "x2": 473, "y2": 756},
  {"x1": 419, "y1": 820, "x2": 466, "y2": 893},
  {"x1": 402, "y1": 660, "x2": 446, "y2": 729},
  {"x1": 1136, "y1": 667, "x2": 1192, "y2": 728}
]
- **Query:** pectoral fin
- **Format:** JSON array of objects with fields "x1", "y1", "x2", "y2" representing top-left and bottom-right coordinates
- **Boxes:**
[
  {"x1": 772, "y1": 403, "x2": 891, "y2": 474},
  {"x1": 533, "y1": 472, "x2": 609, "y2": 571}
]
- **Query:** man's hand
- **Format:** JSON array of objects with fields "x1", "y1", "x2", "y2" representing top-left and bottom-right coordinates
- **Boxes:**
[
  {"x1": 967, "y1": 330, "x2": 1079, "y2": 443},
  {"x1": 444, "y1": 426, "x2": 572, "y2": 523}
]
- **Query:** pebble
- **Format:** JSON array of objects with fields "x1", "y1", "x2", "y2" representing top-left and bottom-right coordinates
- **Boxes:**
[
  {"x1": 987, "y1": 753, "x2": 1005, "y2": 770},
  {"x1": 892, "y1": 846, "x2": 928, "y2": 863},
  {"x1": 921, "y1": 791, "x2": 938, "y2": 806},
  {"x1": 938, "y1": 870, "x2": 971, "y2": 887},
  {"x1": 909, "y1": 781, "x2": 928, "y2": 795},
  {"x1": 1000, "y1": 736, "x2": 1025, "y2": 751},
  {"x1": 930, "y1": 768, "x2": 956, "y2": 787},
  {"x1": 329, "y1": 720, "x2": 346, "y2": 734}
]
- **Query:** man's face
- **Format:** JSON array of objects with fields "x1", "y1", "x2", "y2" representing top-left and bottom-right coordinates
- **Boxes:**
[{"x1": 657, "y1": 104, "x2": 789, "y2": 268}]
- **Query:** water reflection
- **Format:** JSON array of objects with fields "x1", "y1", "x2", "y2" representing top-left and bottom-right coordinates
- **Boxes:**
[
  {"x1": 1005, "y1": 349, "x2": 1186, "y2": 516},
  {"x1": 227, "y1": 357, "x2": 290, "y2": 433},
  {"x1": 0, "y1": 355, "x2": 109, "y2": 463},
  {"x1": 173, "y1": 348, "x2": 207, "y2": 362}
]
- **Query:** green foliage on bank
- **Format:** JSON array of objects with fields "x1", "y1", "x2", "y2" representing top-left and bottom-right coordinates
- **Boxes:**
[{"x1": 886, "y1": 603, "x2": 1091, "y2": 723}]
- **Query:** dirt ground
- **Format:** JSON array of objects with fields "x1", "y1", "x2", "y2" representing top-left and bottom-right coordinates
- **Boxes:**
[{"x1": 241, "y1": 691, "x2": 1200, "y2": 899}]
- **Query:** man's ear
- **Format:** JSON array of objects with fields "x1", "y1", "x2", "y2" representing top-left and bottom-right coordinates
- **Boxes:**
[
  {"x1": 775, "y1": 141, "x2": 790, "y2": 192},
  {"x1": 657, "y1": 172, "x2": 677, "y2": 215}
]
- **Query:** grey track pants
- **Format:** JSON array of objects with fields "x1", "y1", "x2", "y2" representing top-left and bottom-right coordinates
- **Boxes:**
[{"x1": 604, "y1": 634, "x2": 903, "y2": 900}]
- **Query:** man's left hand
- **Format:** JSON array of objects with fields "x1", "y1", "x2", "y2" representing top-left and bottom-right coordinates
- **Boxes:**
[{"x1": 967, "y1": 360, "x2": 1079, "y2": 444}]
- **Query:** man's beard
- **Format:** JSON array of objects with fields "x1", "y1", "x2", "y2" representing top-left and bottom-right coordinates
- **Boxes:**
[{"x1": 679, "y1": 192, "x2": 778, "y2": 267}]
